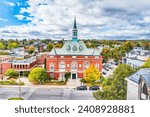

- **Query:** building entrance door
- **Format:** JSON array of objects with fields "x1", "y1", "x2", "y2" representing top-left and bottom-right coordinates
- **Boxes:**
[{"x1": 72, "y1": 73, "x2": 76, "y2": 79}]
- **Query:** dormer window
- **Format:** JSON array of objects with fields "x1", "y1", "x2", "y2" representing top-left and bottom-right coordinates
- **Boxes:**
[
  {"x1": 79, "y1": 45, "x2": 83, "y2": 51},
  {"x1": 72, "y1": 46, "x2": 77, "y2": 51},
  {"x1": 67, "y1": 45, "x2": 71, "y2": 51}
]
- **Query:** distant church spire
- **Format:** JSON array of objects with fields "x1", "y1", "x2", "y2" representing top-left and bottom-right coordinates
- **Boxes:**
[{"x1": 72, "y1": 17, "x2": 78, "y2": 42}]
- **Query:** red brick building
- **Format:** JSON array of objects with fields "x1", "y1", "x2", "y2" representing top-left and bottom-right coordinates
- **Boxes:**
[
  {"x1": 0, "y1": 56, "x2": 12, "y2": 74},
  {"x1": 0, "y1": 57, "x2": 37, "y2": 74},
  {"x1": 45, "y1": 18, "x2": 103, "y2": 80}
]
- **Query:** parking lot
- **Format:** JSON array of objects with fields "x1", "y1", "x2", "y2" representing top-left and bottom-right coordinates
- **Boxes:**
[
  {"x1": 0, "y1": 86, "x2": 95, "y2": 100},
  {"x1": 102, "y1": 62, "x2": 118, "y2": 77}
]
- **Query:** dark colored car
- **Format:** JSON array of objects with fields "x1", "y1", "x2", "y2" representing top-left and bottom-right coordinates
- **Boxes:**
[
  {"x1": 89, "y1": 86, "x2": 100, "y2": 90},
  {"x1": 105, "y1": 68, "x2": 109, "y2": 71},
  {"x1": 77, "y1": 85, "x2": 87, "y2": 90},
  {"x1": 102, "y1": 71, "x2": 106, "y2": 75}
]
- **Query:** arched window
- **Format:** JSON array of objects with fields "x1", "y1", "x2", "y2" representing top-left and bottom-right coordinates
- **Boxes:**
[
  {"x1": 95, "y1": 63, "x2": 99, "y2": 70},
  {"x1": 83, "y1": 62, "x2": 90, "y2": 70},
  {"x1": 59, "y1": 61, "x2": 65, "y2": 71},
  {"x1": 71, "y1": 62, "x2": 77, "y2": 70},
  {"x1": 50, "y1": 63, "x2": 54, "y2": 72}
]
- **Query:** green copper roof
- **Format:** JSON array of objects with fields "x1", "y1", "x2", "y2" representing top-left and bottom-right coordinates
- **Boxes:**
[{"x1": 49, "y1": 40, "x2": 102, "y2": 56}]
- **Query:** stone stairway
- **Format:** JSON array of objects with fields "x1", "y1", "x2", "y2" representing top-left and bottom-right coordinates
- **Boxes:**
[{"x1": 67, "y1": 79, "x2": 81, "y2": 87}]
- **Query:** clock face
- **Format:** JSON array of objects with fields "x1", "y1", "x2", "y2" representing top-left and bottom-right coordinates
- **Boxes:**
[
  {"x1": 79, "y1": 46, "x2": 83, "y2": 51},
  {"x1": 73, "y1": 45, "x2": 77, "y2": 51}
]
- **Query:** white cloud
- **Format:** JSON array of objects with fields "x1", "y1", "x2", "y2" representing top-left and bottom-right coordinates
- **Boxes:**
[
  {"x1": 143, "y1": 16, "x2": 150, "y2": 23},
  {"x1": 15, "y1": 15, "x2": 25, "y2": 20},
  {"x1": 0, "y1": 0, "x2": 150, "y2": 40},
  {"x1": 0, "y1": 18, "x2": 7, "y2": 22},
  {"x1": 4, "y1": 1, "x2": 15, "y2": 7}
]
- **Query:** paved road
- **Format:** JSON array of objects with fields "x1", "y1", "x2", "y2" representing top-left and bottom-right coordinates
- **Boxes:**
[{"x1": 0, "y1": 86, "x2": 95, "y2": 100}]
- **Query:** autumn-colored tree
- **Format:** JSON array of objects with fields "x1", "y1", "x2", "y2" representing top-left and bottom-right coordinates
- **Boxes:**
[
  {"x1": 54, "y1": 43, "x2": 63, "y2": 48},
  {"x1": 26, "y1": 46, "x2": 35, "y2": 54},
  {"x1": 144, "y1": 43, "x2": 150, "y2": 50},
  {"x1": 83, "y1": 64, "x2": 100, "y2": 83},
  {"x1": 47, "y1": 43, "x2": 53, "y2": 52},
  {"x1": 101, "y1": 47, "x2": 111, "y2": 62}
]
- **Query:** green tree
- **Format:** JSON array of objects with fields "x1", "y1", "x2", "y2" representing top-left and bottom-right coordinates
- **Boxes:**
[
  {"x1": 140, "y1": 58, "x2": 150, "y2": 68},
  {"x1": 8, "y1": 42, "x2": 18, "y2": 49},
  {"x1": 28, "y1": 67, "x2": 48, "y2": 84},
  {"x1": 101, "y1": 47, "x2": 111, "y2": 62},
  {"x1": 83, "y1": 64, "x2": 100, "y2": 84},
  {"x1": 64, "y1": 72, "x2": 71, "y2": 81},
  {"x1": 47, "y1": 43, "x2": 53, "y2": 52},
  {"x1": 4, "y1": 69, "x2": 18, "y2": 77},
  {"x1": 93, "y1": 64, "x2": 134, "y2": 100},
  {"x1": 0, "y1": 42, "x2": 5, "y2": 50}
]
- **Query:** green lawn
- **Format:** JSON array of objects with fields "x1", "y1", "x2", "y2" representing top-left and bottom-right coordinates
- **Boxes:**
[{"x1": 8, "y1": 97, "x2": 24, "y2": 100}]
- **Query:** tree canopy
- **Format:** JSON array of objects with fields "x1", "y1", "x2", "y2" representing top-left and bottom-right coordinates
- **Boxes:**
[
  {"x1": 93, "y1": 64, "x2": 134, "y2": 100},
  {"x1": 83, "y1": 64, "x2": 100, "y2": 83},
  {"x1": 0, "y1": 42, "x2": 5, "y2": 50},
  {"x1": 26, "y1": 46, "x2": 35, "y2": 54},
  {"x1": 47, "y1": 43, "x2": 53, "y2": 52},
  {"x1": 4, "y1": 69, "x2": 18, "y2": 77},
  {"x1": 28, "y1": 67, "x2": 48, "y2": 84},
  {"x1": 8, "y1": 42, "x2": 18, "y2": 49},
  {"x1": 140, "y1": 58, "x2": 150, "y2": 68}
]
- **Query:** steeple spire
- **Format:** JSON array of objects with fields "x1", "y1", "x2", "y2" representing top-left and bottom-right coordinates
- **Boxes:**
[
  {"x1": 72, "y1": 17, "x2": 78, "y2": 42},
  {"x1": 73, "y1": 17, "x2": 77, "y2": 29}
]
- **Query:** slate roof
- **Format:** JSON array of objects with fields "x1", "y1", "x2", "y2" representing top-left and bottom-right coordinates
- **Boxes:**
[
  {"x1": 8, "y1": 58, "x2": 36, "y2": 64},
  {"x1": 127, "y1": 68, "x2": 150, "y2": 84},
  {"x1": 141, "y1": 74, "x2": 150, "y2": 87},
  {"x1": 49, "y1": 40, "x2": 102, "y2": 56}
]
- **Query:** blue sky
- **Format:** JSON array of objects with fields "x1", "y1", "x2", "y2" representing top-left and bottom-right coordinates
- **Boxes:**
[{"x1": 0, "y1": 0, "x2": 150, "y2": 40}]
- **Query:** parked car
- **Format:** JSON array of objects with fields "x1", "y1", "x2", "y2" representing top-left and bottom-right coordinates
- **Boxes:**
[
  {"x1": 105, "y1": 67, "x2": 109, "y2": 71},
  {"x1": 89, "y1": 86, "x2": 100, "y2": 90},
  {"x1": 112, "y1": 62, "x2": 118, "y2": 65},
  {"x1": 102, "y1": 71, "x2": 106, "y2": 75},
  {"x1": 77, "y1": 85, "x2": 87, "y2": 90}
]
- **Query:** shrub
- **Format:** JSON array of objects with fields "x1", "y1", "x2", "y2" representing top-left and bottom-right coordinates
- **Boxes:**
[
  {"x1": 64, "y1": 72, "x2": 71, "y2": 81},
  {"x1": 80, "y1": 78, "x2": 86, "y2": 83},
  {"x1": 8, "y1": 97, "x2": 24, "y2": 100},
  {"x1": 0, "y1": 80, "x2": 24, "y2": 85},
  {"x1": 4, "y1": 69, "x2": 18, "y2": 77}
]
